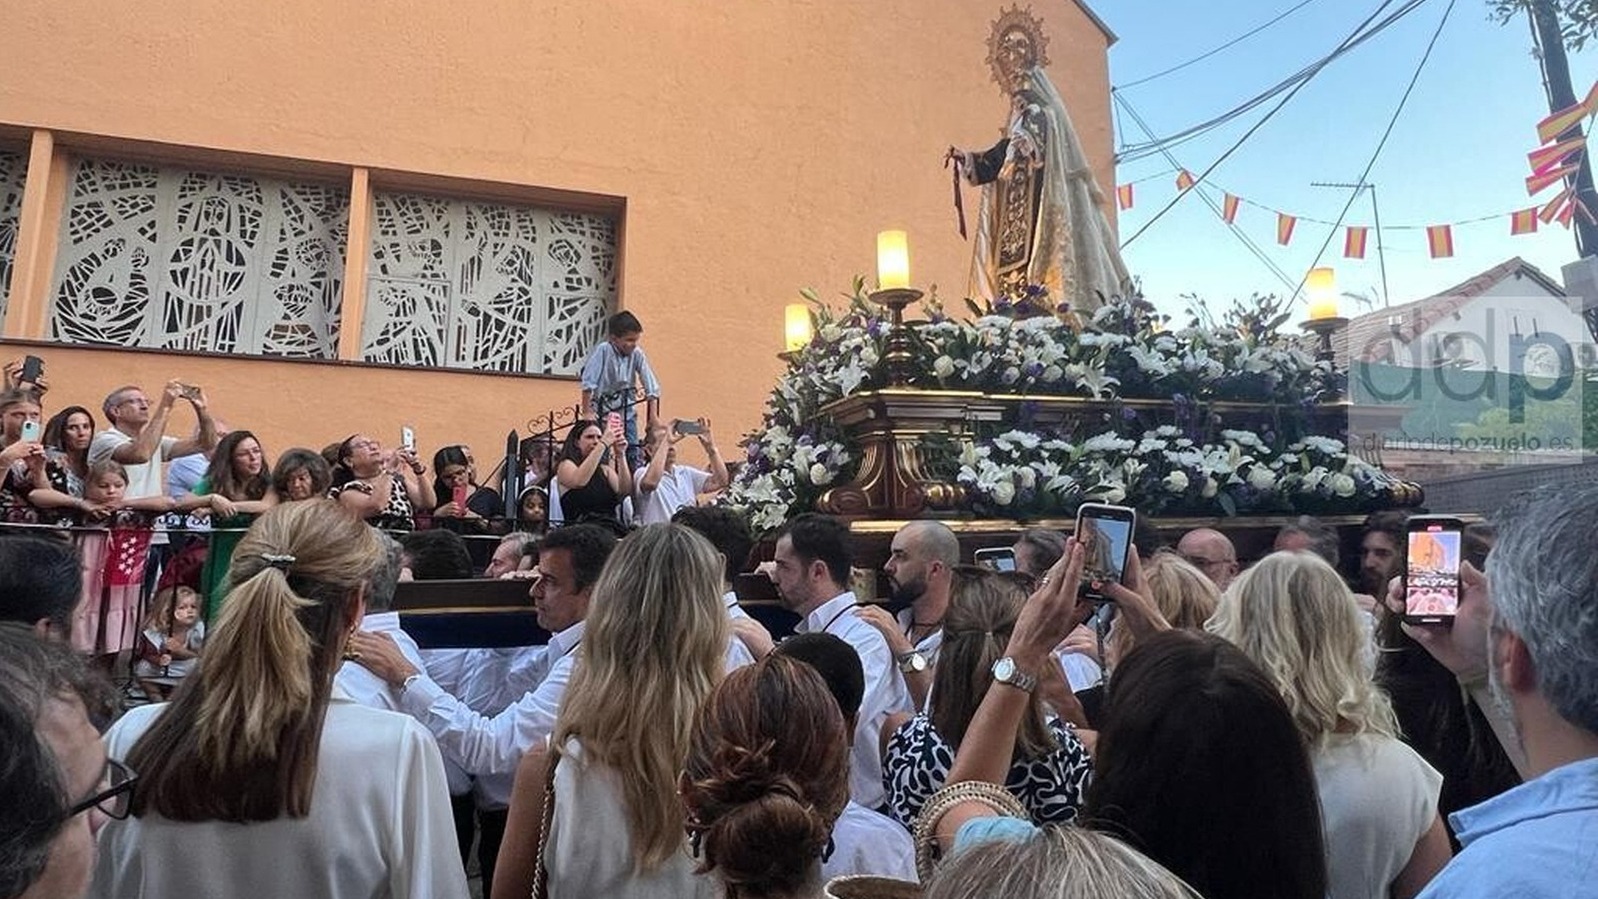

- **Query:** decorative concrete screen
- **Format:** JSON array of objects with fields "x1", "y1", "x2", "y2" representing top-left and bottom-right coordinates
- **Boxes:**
[
  {"x1": 0, "y1": 149, "x2": 28, "y2": 315},
  {"x1": 363, "y1": 191, "x2": 613, "y2": 375},
  {"x1": 49, "y1": 158, "x2": 349, "y2": 358}
]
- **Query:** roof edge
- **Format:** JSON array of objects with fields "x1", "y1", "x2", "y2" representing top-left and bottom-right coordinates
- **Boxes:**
[{"x1": 1071, "y1": 0, "x2": 1118, "y2": 45}]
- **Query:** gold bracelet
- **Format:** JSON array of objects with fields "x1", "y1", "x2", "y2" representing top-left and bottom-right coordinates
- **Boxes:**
[{"x1": 912, "y1": 780, "x2": 1029, "y2": 880}]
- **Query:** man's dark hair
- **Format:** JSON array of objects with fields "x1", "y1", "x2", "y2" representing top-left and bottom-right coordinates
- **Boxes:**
[
  {"x1": 0, "y1": 537, "x2": 83, "y2": 637},
  {"x1": 0, "y1": 623, "x2": 117, "y2": 899},
  {"x1": 608, "y1": 311, "x2": 643, "y2": 338},
  {"x1": 1014, "y1": 528, "x2": 1066, "y2": 576},
  {"x1": 774, "y1": 632, "x2": 865, "y2": 721},
  {"x1": 399, "y1": 529, "x2": 473, "y2": 581},
  {"x1": 1363, "y1": 510, "x2": 1410, "y2": 542},
  {"x1": 778, "y1": 513, "x2": 852, "y2": 588},
  {"x1": 365, "y1": 534, "x2": 405, "y2": 613},
  {"x1": 672, "y1": 506, "x2": 754, "y2": 585},
  {"x1": 540, "y1": 524, "x2": 620, "y2": 592}
]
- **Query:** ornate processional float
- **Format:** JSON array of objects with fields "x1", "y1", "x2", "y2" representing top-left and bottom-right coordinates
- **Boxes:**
[{"x1": 719, "y1": 7, "x2": 1421, "y2": 567}]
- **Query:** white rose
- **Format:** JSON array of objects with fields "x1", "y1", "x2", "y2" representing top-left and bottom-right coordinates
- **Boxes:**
[
  {"x1": 1041, "y1": 364, "x2": 1063, "y2": 382},
  {"x1": 1201, "y1": 476, "x2": 1218, "y2": 498},
  {"x1": 809, "y1": 463, "x2": 832, "y2": 486},
  {"x1": 991, "y1": 480, "x2": 1017, "y2": 506},
  {"x1": 933, "y1": 355, "x2": 956, "y2": 379},
  {"x1": 1247, "y1": 466, "x2": 1276, "y2": 490},
  {"x1": 1330, "y1": 473, "x2": 1357, "y2": 497},
  {"x1": 1163, "y1": 470, "x2": 1190, "y2": 493},
  {"x1": 820, "y1": 324, "x2": 842, "y2": 342},
  {"x1": 1002, "y1": 366, "x2": 1021, "y2": 385},
  {"x1": 1017, "y1": 467, "x2": 1037, "y2": 489}
]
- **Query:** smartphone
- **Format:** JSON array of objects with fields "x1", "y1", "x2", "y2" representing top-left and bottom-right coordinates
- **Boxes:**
[
  {"x1": 452, "y1": 484, "x2": 468, "y2": 509},
  {"x1": 19, "y1": 420, "x2": 40, "y2": 443},
  {"x1": 401, "y1": 426, "x2": 416, "y2": 453},
  {"x1": 1074, "y1": 503, "x2": 1137, "y2": 602},
  {"x1": 19, "y1": 355, "x2": 43, "y2": 384},
  {"x1": 1403, "y1": 515, "x2": 1463, "y2": 624},
  {"x1": 674, "y1": 419, "x2": 706, "y2": 436},
  {"x1": 605, "y1": 412, "x2": 623, "y2": 435},
  {"x1": 973, "y1": 547, "x2": 1016, "y2": 572},
  {"x1": 179, "y1": 384, "x2": 201, "y2": 400}
]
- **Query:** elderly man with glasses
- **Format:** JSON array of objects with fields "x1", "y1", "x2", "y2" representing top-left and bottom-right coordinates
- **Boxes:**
[
  {"x1": 1176, "y1": 527, "x2": 1239, "y2": 590},
  {"x1": 0, "y1": 623, "x2": 126, "y2": 899}
]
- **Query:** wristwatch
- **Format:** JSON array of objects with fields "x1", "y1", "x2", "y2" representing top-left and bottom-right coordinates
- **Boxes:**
[
  {"x1": 990, "y1": 657, "x2": 1037, "y2": 693},
  {"x1": 896, "y1": 650, "x2": 929, "y2": 674}
]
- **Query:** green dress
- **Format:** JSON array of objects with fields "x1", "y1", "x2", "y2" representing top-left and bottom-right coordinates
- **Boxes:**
[{"x1": 193, "y1": 476, "x2": 256, "y2": 623}]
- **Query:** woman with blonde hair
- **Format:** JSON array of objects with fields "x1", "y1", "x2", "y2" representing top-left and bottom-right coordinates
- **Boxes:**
[
  {"x1": 90, "y1": 499, "x2": 467, "y2": 897},
  {"x1": 1107, "y1": 550, "x2": 1218, "y2": 667},
  {"x1": 1207, "y1": 550, "x2": 1451, "y2": 899},
  {"x1": 882, "y1": 566, "x2": 1091, "y2": 828},
  {"x1": 494, "y1": 523, "x2": 728, "y2": 899}
]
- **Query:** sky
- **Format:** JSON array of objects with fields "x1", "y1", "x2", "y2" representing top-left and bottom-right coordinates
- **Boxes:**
[{"x1": 1099, "y1": 0, "x2": 1597, "y2": 324}]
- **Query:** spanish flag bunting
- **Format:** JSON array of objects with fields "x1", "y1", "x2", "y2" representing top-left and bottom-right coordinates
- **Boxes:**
[
  {"x1": 1343, "y1": 226, "x2": 1369, "y2": 259},
  {"x1": 1556, "y1": 197, "x2": 1593, "y2": 228},
  {"x1": 1176, "y1": 170, "x2": 1196, "y2": 191},
  {"x1": 1540, "y1": 187, "x2": 1573, "y2": 224},
  {"x1": 1222, "y1": 193, "x2": 1240, "y2": 223},
  {"x1": 1426, "y1": 225, "x2": 1454, "y2": 259},
  {"x1": 1527, "y1": 163, "x2": 1581, "y2": 196},
  {"x1": 1510, "y1": 207, "x2": 1539, "y2": 235},
  {"x1": 1276, "y1": 213, "x2": 1297, "y2": 245},
  {"x1": 1528, "y1": 137, "x2": 1586, "y2": 175},
  {"x1": 1116, "y1": 183, "x2": 1134, "y2": 210},
  {"x1": 1537, "y1": 99, "x2": 1594, "y2": 144}
]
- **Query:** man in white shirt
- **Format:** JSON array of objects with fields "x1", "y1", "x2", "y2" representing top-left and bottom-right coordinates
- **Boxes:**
[
  {"x1": 88, "y1": 382, "x2": 218, "y2": 499},
  {"x1": 632, "y1": 419, "x2": 728, "y2": 526},
  {"x1": 770, "y1": 514, "x2": 912, "y2": 811},
  {"x1": 349, "y1": 523, "x2": 617, "y2": 899},
  {"x1": 856, "y1": 520, "x2": 958, "y2": 710},
  {"x1": 775, "y1": 633, "x2": 917, "y2": 882}
]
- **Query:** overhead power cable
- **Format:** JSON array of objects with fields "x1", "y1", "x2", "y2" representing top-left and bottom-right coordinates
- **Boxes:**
[{"x1": 1116, "y1": 0, "x2": 1325, "y2": 91}]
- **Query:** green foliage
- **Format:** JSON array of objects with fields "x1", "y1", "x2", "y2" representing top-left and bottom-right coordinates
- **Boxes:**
[{"x1": 1490, "y1": 0, "x2": 1598, "y2": 52}]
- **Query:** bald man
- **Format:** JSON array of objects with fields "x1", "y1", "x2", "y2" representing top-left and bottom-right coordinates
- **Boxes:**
[
  {"x1": 1177, "y1": 527, "x2": 1239, "y2": 590},
  {"x1": 856, "y1": 520, "x2": 959, "y2": 709}
]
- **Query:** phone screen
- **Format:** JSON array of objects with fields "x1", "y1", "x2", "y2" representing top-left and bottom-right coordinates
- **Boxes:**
[
  {"x1": 973, "y1": 548, "x2": 1015, "y2": 572},
  {"x1": 1076, "y1": 504, "x2": 1136, "y2": 601},
  {"x1": 401, "y1": 426, "x2": 416, "y2": 452},
  {"x1": 1405, "y1": 520, "x2": 1462, "y2": 623},
  {"x1": 19, "y1": 420, "x2": 40, "y2": 443}
]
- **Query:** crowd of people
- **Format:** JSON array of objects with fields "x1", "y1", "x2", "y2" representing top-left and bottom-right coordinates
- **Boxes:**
[{"x1": 1, "y1": 312, "x2": 1595, "y2": 898}]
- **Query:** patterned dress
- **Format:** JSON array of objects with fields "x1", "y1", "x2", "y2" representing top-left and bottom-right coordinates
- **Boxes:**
[
  {"x1": 883, "y1": 713, "x2": 1092, "y2": 828},
  {"x1": 329, "y1": 478, "x2": 416, "y2": 531},
  {"x1": 74, "y1": 509, "x2": 156, "y2": 656}
]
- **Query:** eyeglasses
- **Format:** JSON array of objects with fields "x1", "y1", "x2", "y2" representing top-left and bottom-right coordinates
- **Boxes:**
[
  {"x1": 63, "y1": 758, "x2": 138, "y2": 821},
  {"x1": 1182, "y1": 554, "x2": 1235, "y2": 569}
]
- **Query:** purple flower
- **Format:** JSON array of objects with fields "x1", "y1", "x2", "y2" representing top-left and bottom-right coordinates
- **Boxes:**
[{"x1": 1024, "y1": 362, "x2": 1044, "y2": 378}]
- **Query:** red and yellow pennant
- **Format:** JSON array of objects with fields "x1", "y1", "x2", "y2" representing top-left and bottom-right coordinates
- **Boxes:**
[
  {"x1": 1276, "y1": 213, "x2": 1296, "y2": 245},
  {"x1": 1537, "y1": 99, "x2": 1595, "y2": 144},
  {"x1": 1221, "y1": 193, "x2": 1240, "y2": 224},
  {"x1": 1116, "y1": 183, "x2": 1135, "y2": 210},
  {"x1": 1528, "y1": 137, "x2": 1586, "y2": 175},
  {"x1": 1510, "y1": 208, "x2": 1539, "y2": 236},
  {"x1": 1343, "y1": 226, "x2": 1369, "y2": 259},
  {"x1": 1176, "y1": 170, "x2": 1196, "y2": 191},
  {"x1": 1426, "y1": 225, "x2": 1454, "y2": 259},
  {"x1": 1527, "y1": 164, "x2": 1581, "y2": 196},
  {"x1": 1540, "y1": 187, "x2": 1573, "y2": 224}
]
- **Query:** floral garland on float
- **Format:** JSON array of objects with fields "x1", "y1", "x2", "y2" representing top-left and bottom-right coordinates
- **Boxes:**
[{"x1": 723, "y1": 280, "x2": 1407, "y2": 533}]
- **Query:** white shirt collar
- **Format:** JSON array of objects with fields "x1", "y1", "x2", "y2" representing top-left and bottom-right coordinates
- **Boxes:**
[
  {"x1": 550, "y1": 619, "x2": 586, "y2": 657},
  {"x1": 798, "y1": 591, "x2": 858, "y2": 635},
  {"x1": 361, "y1": 610, "x2": 403, "y2": 632}
]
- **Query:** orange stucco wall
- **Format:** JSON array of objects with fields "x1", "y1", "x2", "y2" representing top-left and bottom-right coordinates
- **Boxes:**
[{"x1": 0, "y1": 0, "x2": 1114, "y2": 470}]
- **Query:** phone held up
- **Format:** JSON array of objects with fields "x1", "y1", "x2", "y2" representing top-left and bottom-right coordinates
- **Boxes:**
[
  {"x1": 401, "y1": 426, "x2": 416, "y2": 454},
  {"x1": 19, "y1": 419, "x2": 40, "y2": 443},
  {"x1": 606, "y1": 412, "x2": 623, "y2": 436},
  {"x1": 1403, "y1": 515, "x2": 1463, "y2": 625},
  {"x1": 673, "y1": 418, "x2": 706, "y2": 436},
  {"x1": 178, "y1": 384, "x2": 202, "y2": 400},
  {"x1": 1075, "y1": 503, "x2": 1136, "y2": 602},
  {"x1": 973, "y1": 547, "x2": 1016, "y2": 572},
  {"x1": 20, "y1": 355, "x2": 43, "y2": 385}
]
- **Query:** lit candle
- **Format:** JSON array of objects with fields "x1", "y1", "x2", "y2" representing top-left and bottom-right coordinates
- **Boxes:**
[
  {"x1": 1306, "y1": 267, "x2": 1338, "y2": 320},
  {"x1": 784, "y1": 303, "x2": 812, "y2": 352},
  {"x1": 877, "y1": 230, "x2": 910, "y2": 290}
]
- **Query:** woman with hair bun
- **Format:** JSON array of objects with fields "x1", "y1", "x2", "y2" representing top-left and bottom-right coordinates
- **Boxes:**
[
  {"x1": 682, "y1": 654, "x2": 851, "y2": 899},
  {"x1": 91, "y1": 499, "x2": 468, "y2": 898}
]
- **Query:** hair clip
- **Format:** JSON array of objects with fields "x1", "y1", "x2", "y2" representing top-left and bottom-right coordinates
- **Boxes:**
[{"x1": 259, "y1": 553, "x2": 296, "y2": 571}]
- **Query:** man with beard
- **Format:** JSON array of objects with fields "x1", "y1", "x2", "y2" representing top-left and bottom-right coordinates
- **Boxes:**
[
  {"x1": 1400, "y1": 483, "x2": 1598, "y2": 897},
  {"x1": 856, "y1": 520, "x2": 958, "y2": 709}
]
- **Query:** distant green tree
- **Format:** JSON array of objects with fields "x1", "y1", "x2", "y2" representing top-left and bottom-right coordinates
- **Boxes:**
[{"x1": 1490, "y1": 0, "x2": 1598, "y2": 51}]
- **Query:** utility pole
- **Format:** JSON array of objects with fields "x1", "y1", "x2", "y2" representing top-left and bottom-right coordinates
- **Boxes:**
[
  {"x1": 1527, "y1": 0, "x2": 1598, "y2": 257},
  {"x1": 1312, "y1": 181, "x2": 1391, "y2": 307}
]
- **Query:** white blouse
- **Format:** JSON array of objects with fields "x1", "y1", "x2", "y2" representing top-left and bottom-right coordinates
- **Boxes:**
[
  {"x1": 90, "y1": 699, "x2": 469, "y2": 899},
  {"x1": 1313, "y1": 732, "x2": 1443, "y2": 899},
  {"x1": 545, "y1": 738, "x2": 718, "y2": 899}
]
